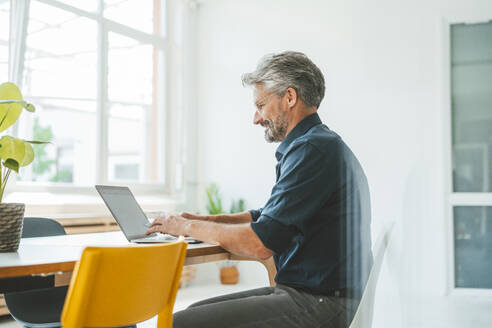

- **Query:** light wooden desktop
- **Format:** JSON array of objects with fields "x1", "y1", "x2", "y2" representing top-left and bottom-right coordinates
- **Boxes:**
[{"x1": 0, "y1": 231, "x2": 276, "y2": 284}]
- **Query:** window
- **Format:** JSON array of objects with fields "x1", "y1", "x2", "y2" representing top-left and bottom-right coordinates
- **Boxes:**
[
  {"x1": 0, "y1": 1, "x2": 9, "y2": 81},
  {"x1": 9, "y1": 0, "x2": 168, "y2": 190},
  {"x1": 450, "y1": 20, "x2": 492, "y2": 289}
]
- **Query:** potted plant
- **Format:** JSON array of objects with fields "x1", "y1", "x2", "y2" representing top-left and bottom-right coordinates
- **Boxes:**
[
  {"x1": 205, "y1": 183, "x2": 245, "y2": 285},
  {"x1": 0, "y1": 82, "x2": 46, "y2": 252}
]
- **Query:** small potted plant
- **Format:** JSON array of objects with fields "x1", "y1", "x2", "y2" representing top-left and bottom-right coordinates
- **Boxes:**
[
  {"x1": 205, "y1": 183, "x2": 245, "y2": 285},
  {"x1": 0, "y1": 82, "x2": 46, "y2": 252}
]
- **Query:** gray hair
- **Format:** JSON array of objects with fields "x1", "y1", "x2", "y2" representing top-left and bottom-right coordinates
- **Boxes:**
[{"x1": 241, "y1": 51, "x2": 325, "y2": 108}]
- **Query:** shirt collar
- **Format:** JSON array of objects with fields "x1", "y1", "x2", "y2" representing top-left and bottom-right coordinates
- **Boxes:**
[{"x1": 275, "y1": 113, "x2": 322, "y2": 161}]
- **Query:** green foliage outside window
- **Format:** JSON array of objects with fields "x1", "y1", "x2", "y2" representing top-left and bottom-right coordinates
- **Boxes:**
[
  {"x1": 31, "y1": 117, "x2": 71, "y2": 183},
  {"x1": 32, "y1": 117, "x2": 55, "y2": 178}
]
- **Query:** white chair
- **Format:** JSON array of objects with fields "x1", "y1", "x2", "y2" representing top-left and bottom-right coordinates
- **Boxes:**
[{"x1": 349, "y1": 223, "x2": 394, "y2": 328}]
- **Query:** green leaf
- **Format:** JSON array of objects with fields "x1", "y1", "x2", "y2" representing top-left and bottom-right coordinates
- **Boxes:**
[
  {"x1": 20, "y1": 101, "x2": 35, "y2": 112},
  {"x1": 0, "y1": 109, "x2": 9, "y2": 129},
  {"x1": 237, "y1": 199, "x2": 245, "y2": 212},
  {"x1": 205, "y1": 183, "x2": 223, "y2": 215},
  {"x1": 229, "y1": 199, "x2": 245, "y2": 214},
  {"x1": 0, "y1": 136, "x2": 35, "y2": 168},
  {"x1": 0, "y1": 83, "x2": 23, "y2": 132},
  {"x1": 24, "y1": 140, "x2": 50, "y2": 144},
  {"x1": 3, "y1": 158, "x2": 19, "y2": 173},
  {"x1": 20, "y1": 142, "x2": 34, "y2": 166},
  {"x1": 0, "y1": 136, "x2": 24, "y2": 161},
  {"x1": 0, "y1": 100, "x2": 36, "y2": 112}
]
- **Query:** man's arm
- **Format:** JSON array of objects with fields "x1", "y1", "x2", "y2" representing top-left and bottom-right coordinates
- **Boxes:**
[
  {"x1": 181, "y1": 211, "x2": 252, "y2": 224},
  {"x1": 146, "y1": 215, "x2": 273, "y2": 260}
]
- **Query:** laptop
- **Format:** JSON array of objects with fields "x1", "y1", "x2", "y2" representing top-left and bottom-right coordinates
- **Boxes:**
[{"x1": 95, "y1": 185, "x2": 197, "y2": 243}]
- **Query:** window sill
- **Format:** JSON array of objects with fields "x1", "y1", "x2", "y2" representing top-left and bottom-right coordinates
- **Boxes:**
[{"x1": 3, "y1": 191, "x2": 181, "y2": 220}]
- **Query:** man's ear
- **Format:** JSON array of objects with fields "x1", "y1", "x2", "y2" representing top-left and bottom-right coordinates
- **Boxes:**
[{"x1": 285, "y1": 87, "x2": 298, "y2": 109}]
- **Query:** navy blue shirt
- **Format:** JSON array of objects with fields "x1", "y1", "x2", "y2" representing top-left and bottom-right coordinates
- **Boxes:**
[{"x1": 250, "y1": 113, "x2": 373, "y2": 296}]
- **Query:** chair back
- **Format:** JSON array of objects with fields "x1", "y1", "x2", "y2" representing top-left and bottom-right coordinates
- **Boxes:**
[
  {"x1": 23, "y1": 217, "x2": 66, "y2": 238},
  {"x1": 2, "y1": 218, "x2": 66, "y2": 293},
  {"x1": 348, "y1": 222, "x2": 394, "y2": 328},
  {"x1": 61, "y1": 240, "x2": 187, "y2": 328}
]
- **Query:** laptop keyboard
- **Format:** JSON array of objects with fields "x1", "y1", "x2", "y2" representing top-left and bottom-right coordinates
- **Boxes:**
[{"x1": 132, "y1": 234, "x2": 177, "y2": 242}]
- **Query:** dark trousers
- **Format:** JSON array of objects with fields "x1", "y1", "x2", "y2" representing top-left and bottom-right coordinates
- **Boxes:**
[{"x1": 173, "y1": 284, "x2": 359, "y2": 328}]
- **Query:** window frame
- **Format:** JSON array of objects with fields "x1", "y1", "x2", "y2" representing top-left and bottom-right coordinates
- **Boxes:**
[
  {"x1": 6, "y1": 0, "x2": 182, "y2": 197},
  {"x1": 443, "y1": 15, "x2": 492, "y2": 296}
]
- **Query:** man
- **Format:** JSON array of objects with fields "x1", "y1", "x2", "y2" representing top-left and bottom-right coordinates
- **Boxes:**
[{"x1": 147, "y1": 51, "x2": 373, "y2": 328}]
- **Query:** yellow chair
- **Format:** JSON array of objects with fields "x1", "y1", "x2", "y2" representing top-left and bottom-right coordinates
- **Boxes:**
[{"x1": 61, "y1": 240, "x2": 187, "y2": 328}]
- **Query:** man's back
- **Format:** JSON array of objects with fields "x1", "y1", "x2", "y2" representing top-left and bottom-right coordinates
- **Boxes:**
[{"x1": 251, "y1": 113, "x2": 373, "y2": 297}]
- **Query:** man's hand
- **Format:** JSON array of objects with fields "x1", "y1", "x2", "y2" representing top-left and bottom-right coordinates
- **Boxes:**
[
  {"x1": 146, "y1": 214, "x2": 188, "y2": 237},
  {"x1": 147, "y1": 213, "x2": 272, "y2": 260}
]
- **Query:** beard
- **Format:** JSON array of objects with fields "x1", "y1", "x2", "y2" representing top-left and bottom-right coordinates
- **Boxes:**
[{"x1": 261, "y1": 112, "x2": 289, "y2": 143}]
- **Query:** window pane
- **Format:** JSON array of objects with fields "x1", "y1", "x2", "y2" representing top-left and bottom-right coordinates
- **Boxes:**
[
  {"x1": 454, "y1": 206, "x2": 492, "y2": 288},
  {"x1": 20, "y1": 1, "x2": 97, "y2": 184},
  {"x1": 0, "y1": 1, "x2": 9, "y2": 81},
  {"x1": 108, "y1": 104, "x2": 144, "y2": 182},
  {"x1": 62, "y1": 0, "x2": 98, "y2": 12},
  {"x1": 108, "y1": 33, "x2": 153, "y2": 103},
  {"x1": 23, "y1": 1, "x2": 97, "y2": 98},
  {"x1": 451, "y1": 22, "x2": 492, "y2": 192},
  {"x1": 19, "y1": 100, "x2": 97, "y2": 184},
  {"x1": 104, "y1": 0, "x2": 158, "y2": 35},
  {"x1": 107, "y1": 32, "x2": 164, "y2": 184}
]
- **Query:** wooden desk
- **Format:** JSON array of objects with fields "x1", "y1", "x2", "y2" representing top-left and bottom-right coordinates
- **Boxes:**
[{"x1": 0, "y1": 231, "x2": 276, "y2": 285}]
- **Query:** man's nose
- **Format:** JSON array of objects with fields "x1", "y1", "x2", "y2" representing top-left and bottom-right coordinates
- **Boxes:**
[{"x1": 253, "y1": 111, "x2": 263, "y2": 125}]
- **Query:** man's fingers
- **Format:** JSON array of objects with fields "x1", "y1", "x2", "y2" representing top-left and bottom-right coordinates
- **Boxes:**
[
  {"x1": 149, "y1": 218, "x2": 164, "y2": 228},
  {"x1": 146, "y1": 225, "x2": 165, "y2": 235}
]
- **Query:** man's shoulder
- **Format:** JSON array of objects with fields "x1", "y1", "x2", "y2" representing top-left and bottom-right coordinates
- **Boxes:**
[{"x1": 287, "y1": 124, "x2": 345, "y2": 158}]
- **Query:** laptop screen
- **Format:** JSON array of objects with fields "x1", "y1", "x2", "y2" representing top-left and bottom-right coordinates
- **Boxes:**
[{"x1": 96, "y1": 185, "x2": 150, "y2": 240}]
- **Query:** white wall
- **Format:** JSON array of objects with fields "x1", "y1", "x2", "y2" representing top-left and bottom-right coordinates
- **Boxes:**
[{"x1": 185, "y1": 0, "x2": 492, "y2": 326}]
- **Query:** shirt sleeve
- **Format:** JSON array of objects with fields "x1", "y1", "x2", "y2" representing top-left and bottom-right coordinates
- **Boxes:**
[
  {"x1": 251, "y1": 141, "x2": 342, "y2": 252},
  {"x1": 249, "y1": 208, "x2": 263, "y2": 222},
  {"x1": 250, "y1": 214, "x2": 295, "y2": 254}
]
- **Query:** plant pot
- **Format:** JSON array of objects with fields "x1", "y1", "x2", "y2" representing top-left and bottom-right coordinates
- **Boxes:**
[
  {"x1": 0, "y1": 203, "x2": 25, "y2": 252},
  {"x1": 220, "y1": 265, "x2": 239, "y2": 285}
]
